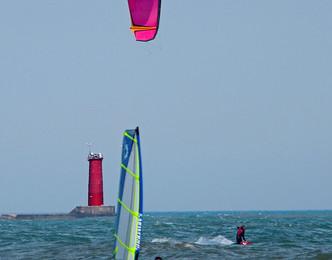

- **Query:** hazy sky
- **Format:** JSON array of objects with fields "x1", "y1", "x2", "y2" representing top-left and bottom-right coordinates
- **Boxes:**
[{"x1": 0, "y1": 1, "x2": 331, "y2": 213}]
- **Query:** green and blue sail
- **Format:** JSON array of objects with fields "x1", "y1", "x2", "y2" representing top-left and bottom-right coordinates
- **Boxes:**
[{"x1": 114, "y1": 127, "x2": 143, "y2": 260}]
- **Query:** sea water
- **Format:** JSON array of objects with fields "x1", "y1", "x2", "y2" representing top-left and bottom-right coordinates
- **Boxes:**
[{"x1": 1, "y1": 211, "x2": 331, "y2": 259}]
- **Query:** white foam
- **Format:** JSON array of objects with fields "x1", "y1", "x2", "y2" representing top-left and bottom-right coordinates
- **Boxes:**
[
  {"x1": 195, "y1": 235, "x2": 234, "y2": 246},
  {"x1": 152, "y1": 236, "x2": 233, "y2": 247},
  {"x1": 151, "y1": 238, "x2": 170, "y2": 243},
  {"x1": 183, "y1": 243, "x2": 195, "y2": 249},
  {"x1": 152, "y1": 238, "x2": 197, "y2": 249}
]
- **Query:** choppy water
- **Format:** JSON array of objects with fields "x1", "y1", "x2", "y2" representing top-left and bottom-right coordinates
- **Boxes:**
[{"x1": 1, "y1": 211, "x2": 332, "y2": 259}]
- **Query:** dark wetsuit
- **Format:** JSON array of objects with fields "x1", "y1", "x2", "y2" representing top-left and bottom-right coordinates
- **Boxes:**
[{"x1": 236, "y1": 227, "x2": 246, "y2": 244}]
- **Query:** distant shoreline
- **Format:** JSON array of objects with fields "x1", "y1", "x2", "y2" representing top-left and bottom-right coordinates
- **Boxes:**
[
  {"x1": 2, "y1": 209, "x2": 331, "y2": 218},
  {"x1": 145, "y1": 209, "x2": 332, "y2": 213},
  {"x1": 0, "y1": 206, "x2": 115, "y2": 220}
]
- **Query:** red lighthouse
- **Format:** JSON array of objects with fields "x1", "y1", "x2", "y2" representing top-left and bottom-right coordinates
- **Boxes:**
[{"x1": 88, "y1": 152, "x2": 104, "y2": 206}]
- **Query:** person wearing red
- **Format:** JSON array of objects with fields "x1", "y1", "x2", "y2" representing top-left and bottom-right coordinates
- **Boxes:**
[{"x1": 236, "y1": 226, "x2": 246, "y2": 244}]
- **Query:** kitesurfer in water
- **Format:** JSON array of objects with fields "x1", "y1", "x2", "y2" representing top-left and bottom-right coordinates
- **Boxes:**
[
  {"x1": 236, "y1": 226, "x2": 246, "y2": 244},
  {"x1": 155, "y1": 257, "x2": 163, "y2": 260}
]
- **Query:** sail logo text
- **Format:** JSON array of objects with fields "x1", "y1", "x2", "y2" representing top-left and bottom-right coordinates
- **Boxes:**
[
  {"x1": 124, "y1": 144, "x2": 129, "y2": 160},
  {"x1": 136, "y1": 215, "x2": 142, "y2": 250}
]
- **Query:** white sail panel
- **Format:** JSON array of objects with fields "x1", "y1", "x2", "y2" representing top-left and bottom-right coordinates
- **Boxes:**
[{"x1": 114, "y1": 128, "x2": 142, "y2": 260}]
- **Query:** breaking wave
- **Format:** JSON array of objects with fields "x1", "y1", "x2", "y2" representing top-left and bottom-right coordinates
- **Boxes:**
[
  {"x1": 151, "y1": 238, "x2": 171, "y2": 243},
  {"x1": 151, "y1": 237, "x2": 196, "y2": 249},
  {"x1": 195, "y1": 235, "x2": 234, "y2": 246}
]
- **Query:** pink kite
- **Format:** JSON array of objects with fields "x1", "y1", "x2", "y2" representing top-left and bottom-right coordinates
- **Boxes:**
[{"x1": 128, "y1": 0, "x2": 161, "y2": 41}]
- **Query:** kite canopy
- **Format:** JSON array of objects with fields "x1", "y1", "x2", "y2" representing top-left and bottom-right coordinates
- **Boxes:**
[{"x1": 128, "y1": 0, "x2": 161, "y2": 41}]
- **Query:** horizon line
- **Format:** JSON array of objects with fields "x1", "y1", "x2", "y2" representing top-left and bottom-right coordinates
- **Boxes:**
[{"x1": 1, "y1": 208, "x2": 332, "y2": 215}]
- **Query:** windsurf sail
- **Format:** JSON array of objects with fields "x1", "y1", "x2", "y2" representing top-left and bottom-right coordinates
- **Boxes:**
[
  {"x1": 128, "y1": 0, "x2": 161, "y2": 41},
  {"x1": 113, "y1": 127, "x2": 143, "y2": 260}
]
